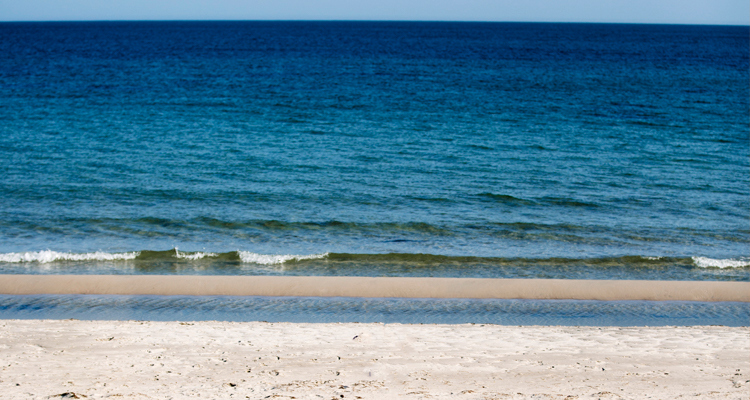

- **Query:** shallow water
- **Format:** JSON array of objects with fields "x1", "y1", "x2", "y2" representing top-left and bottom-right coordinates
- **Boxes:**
[{"x1": 1, "y1": 295, "x2": 748, "y2": 326}]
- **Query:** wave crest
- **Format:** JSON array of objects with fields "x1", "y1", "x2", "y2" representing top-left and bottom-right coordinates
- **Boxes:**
[
  {"x1": 0, "y1": 250, "x2": 746, "y2": 270},
  {"x1": 237, "y1": 251, "x2": 329, "y2": 265},
  {"x1": 0, "y1": 250, "x2": 139, "y2": 263},
  {"x1": 174, "y1": 249, "x2": 218, "y2": 260},
  {"x1": 692, "y1": 257, "x2": 750, "y2": 269}
]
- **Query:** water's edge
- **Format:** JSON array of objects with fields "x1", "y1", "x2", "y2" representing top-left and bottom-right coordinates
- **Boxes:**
[{"x1": 1, "y1": 294, "x2": 747, "y2": 327}]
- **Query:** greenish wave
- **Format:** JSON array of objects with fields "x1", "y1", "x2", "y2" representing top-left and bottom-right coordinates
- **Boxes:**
[{"x1": 1, "y1": 250, "x2": 747, "y2": 269}]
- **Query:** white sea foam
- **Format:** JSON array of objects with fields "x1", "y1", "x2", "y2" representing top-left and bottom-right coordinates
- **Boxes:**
[
  {"x1": 237, "y1": 251, "x2": 329, "y2": 265},
  {"x1": 692, "y1": 256, "x2": 750, "y2": 269},
  {"x1": 174, "y1": 249, "x2": 218, "y2": 260},
  {"x1": 0, "y1": 250, "x2": 139, "y2": 263}
]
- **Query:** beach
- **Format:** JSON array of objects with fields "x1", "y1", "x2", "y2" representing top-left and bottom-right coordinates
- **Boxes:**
[
  {"x1": 0, "y1": 20, "x2": 748, "y2": 400},
  {"x1": 0, "y1": 319, "x2": 747, "y2": 399}
]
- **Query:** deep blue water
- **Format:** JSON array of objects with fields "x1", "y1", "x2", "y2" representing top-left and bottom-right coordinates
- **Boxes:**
[{"x1": 0, "y1": 21, "x2": 748, "y2": 282}]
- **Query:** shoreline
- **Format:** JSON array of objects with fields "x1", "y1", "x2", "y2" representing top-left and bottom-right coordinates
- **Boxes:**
[
  {"x1": 0, "y1": 274, "x2": 748, "y2": 302},
  {"x1": 1, "y1": 319, "x2": 747, "y2": 399}
]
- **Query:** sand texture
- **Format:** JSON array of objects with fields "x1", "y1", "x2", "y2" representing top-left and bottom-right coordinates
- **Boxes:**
[
  {"x1": 0, "y1": 320, "x2": 747, "y2": 399},
  {"x1": 1, "y1": 275, "x2": 749, "y2": 301}
]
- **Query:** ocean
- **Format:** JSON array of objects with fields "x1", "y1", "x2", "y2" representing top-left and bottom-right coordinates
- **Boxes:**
[{"x1": 0, "y1": 21, "x2": 748, "y2": 324}]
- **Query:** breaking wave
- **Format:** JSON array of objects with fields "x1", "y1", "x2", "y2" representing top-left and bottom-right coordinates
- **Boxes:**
[
  {"x1": 174, "y1": 249, "x2": 218, "y2": 260},
  {"x1": 692, "y1": 257, "x2": 750, "y2": 269},
  {"x1": 0, "y1": 250, "x2": 139, "y2": 263},
  {"x1": 237, "y1": 251, "x2": 329, "y2": 265},
  {"x1": 0, "y1": 249, "x2": 330, "y2": 265},
  {"x1": 0, "y1": 250, "x2": 746, "y2": 269}
]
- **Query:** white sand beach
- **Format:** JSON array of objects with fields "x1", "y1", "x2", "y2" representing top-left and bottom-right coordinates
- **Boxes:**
[{"x1": 0, "y1": 319, "x2": 747, "y2": 399}]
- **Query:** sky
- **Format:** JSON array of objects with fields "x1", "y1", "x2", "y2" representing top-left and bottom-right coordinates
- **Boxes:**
[{"x1": 0, "y1": 0, "x2": 748, "y2": 25}]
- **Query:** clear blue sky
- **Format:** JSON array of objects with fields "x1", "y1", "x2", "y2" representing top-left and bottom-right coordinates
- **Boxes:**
[{"x1": 0, "y1": 0, "x2": 748, "y2": 25}]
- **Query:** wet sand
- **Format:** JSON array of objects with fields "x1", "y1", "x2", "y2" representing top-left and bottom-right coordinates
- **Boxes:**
[
  {"x1": 0, "y1": 320, "x2": 747, "y2": 399},
  {"x1": 1, "y1": 274, "x2": 748, "y2": 301}
]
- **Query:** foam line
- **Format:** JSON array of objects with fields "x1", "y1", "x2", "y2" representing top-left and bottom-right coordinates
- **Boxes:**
[{"x1": 0, "y1": 275, "x2": 747, "y2": 302}]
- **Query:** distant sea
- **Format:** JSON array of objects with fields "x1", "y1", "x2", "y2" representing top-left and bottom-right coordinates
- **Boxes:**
[{"x1": 0, "y1": 21, "x2": 748, "y2": 324}]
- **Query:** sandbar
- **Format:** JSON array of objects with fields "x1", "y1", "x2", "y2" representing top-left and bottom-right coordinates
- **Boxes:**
[{"x1": 0, "y1": 274, "x2": 748, "y2": 301}]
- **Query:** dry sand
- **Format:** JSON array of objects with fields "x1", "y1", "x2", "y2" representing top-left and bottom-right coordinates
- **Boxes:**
[{"x1": 0, "y1": 319, "x2": 747, "y2": 399}]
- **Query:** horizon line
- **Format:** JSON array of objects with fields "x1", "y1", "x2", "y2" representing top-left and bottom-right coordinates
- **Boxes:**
[{"x1": 1, "y1": 19, "x2": 748, "y2": 27}]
